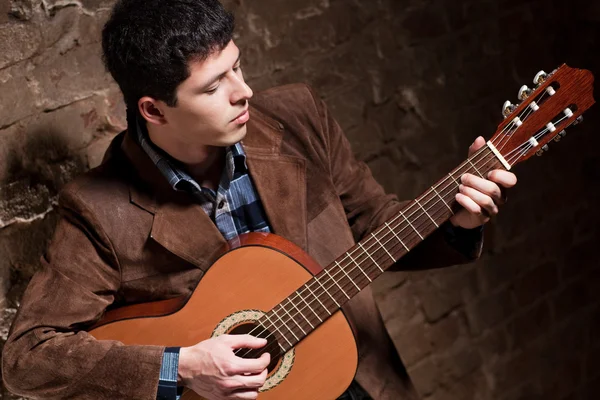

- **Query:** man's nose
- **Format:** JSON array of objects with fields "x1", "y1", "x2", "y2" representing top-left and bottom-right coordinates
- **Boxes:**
[{"x1": 231, "y1": 75, "x2": 253, "y2": 104}]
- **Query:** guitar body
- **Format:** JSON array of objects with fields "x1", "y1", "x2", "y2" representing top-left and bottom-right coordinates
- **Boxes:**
[{"x1": 89, "y1": 234, "x2": 359, "y2": 400}]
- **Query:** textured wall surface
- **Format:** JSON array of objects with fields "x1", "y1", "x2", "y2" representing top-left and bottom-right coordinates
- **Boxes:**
[{"x1": 1, "y1": 0, "x2": 599, "y2": 399}]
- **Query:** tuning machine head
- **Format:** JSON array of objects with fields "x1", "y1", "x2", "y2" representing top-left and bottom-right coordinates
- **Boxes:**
[
  {"x1": 536, "y1": 144, "x2": 549, "y2": 156},
  {"x1": 534, "y1": 70, "x2": 548, "y2": 86},
  {"x1": 553, "y1": 130, "x2": 567, "y2": 142},
  {"x1": 502, "y1": 100, "x2": 516, "y2": 118},
  {"x1": 573, "y1": 115, "x2": 584, "y2": 125},
  {"x1": 518, "y1": 85, "x2": 533, "y2": 101}
]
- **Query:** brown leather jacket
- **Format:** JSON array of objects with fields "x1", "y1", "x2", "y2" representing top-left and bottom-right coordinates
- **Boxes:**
[{"x1": 2, "y1": 84, "x2": 482, "y2": 399}]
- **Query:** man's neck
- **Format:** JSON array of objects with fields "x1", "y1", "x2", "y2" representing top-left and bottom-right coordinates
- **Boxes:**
[
  {"x1": 186, "y1": 148, "x2": 225, "y2": 191},
  {"x1": 147, "y1": 124, "x2": 226, "y2": 191}
]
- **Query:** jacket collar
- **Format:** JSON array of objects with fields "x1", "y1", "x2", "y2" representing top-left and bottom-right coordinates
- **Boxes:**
[{"x1": 120, "y1": 104, "x2": 307, "y2": 270}]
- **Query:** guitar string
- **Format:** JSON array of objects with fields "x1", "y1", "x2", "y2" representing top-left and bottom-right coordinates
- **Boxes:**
[
  {"x1": 496, "y1": 89, "x2": 548, "y2": 154},
  {"x1": 264, "y1": 84, "x2": 546, "y2": 324},
  {"x1": 237, "y1": 124, "x2": 550, "y2": 359},
  {"x1": 234, "y1": 109, "x2": 530, "y2": 353},
  {"x1": 504, "y1": 114, "x2": 572, "y2": 164},
  {"x1": 239, "y1": 149, "x2": 539, "y2": 359},
  {"x1": 499, "y1": 112, "x2": 571, "y2": 164},
  {"x1": 234, "y1": 147, "x2": 503, "y2": 357},
  {"x1": 255, "y1": 115, "x2": 566, "y2": 357},
  {"x1": 235, "y1": 115, "x2": 538, "y2": 357},
  {"x1": 246, "y1": 103, "x2": 577, "y2": 358},
  {"x1": 256, "y1": 81, "x2": 559, "y2": 349},
  {"x1": 236, "y1": 100, "x2": 559, "y2": 357}
]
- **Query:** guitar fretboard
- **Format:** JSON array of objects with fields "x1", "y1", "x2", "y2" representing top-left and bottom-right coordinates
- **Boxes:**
[{"x1": 258, "y1": 145, "x2": 504, "y2": 353}]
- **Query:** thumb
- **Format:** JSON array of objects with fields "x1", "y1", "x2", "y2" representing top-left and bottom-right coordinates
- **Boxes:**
[
  {"x1": 226, "y1": 334, "x2": 268, "y2": 350},
  {"x1": 468, "y1": 136, "x2": 486, "y2": 156}
]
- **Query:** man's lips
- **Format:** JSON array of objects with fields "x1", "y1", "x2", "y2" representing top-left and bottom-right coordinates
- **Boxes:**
[
  {"x1": 233, "y1": 109, "x2": 250, "y2": 124},
  {"x1": 233, "y1": 108, "x2": 248, "y2": 121}
]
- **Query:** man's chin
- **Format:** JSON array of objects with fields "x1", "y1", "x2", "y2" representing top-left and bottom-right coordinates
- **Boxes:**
[{"x1": 219, "y1": 126, "x2": 247, "y2": 146}]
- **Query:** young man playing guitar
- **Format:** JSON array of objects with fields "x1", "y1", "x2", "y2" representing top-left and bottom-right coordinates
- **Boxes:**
[{"x1": 2, "y1": 0, "x2": 516, "y2": 399}]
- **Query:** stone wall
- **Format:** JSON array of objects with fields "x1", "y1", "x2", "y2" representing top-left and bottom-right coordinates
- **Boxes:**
[{"x1": 1, "y1": 0, "x2": 598, "y2": 399}]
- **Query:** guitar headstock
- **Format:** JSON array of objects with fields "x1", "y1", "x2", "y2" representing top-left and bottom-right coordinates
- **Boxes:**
[{"x1": 489, "y1": 64, "x2": 595, "y2": 169}]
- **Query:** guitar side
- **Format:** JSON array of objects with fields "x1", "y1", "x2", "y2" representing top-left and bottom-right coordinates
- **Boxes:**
[{"x1": 89, "y1": 233, "x2": 359, "y2": 400}]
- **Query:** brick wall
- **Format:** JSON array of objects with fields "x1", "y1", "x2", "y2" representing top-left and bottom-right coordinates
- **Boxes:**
[{"x1": 1, "y1": 0, "x2": 598, "y2": 399}]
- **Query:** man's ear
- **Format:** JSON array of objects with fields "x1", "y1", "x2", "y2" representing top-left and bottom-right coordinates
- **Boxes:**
[{"x1": 138, "y1": 97, "x2": 167, "y2": 126}]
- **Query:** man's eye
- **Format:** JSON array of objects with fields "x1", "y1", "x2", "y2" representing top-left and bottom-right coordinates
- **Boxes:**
[
  {"x1": 233, "y1": 64, "x2": 241, "y2": 72},
  {"x1": 206, "y1": 86, "x2": 218, "y2": 94}
]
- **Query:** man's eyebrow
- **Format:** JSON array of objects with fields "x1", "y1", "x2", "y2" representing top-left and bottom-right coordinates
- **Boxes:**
[{"x1": 202, "y1": 51, "x2": 242, "y2": 90}]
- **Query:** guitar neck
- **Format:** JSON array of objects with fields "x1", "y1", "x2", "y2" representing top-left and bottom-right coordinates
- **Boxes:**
[{"x1": 260, "y1": 144, "x2": 505, "y2": 352}]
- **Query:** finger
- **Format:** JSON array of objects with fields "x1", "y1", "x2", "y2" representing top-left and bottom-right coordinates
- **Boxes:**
[
  {"x1": 233, "y1": 352, "x2": 271, "y2": 375},
  {"x1": 225, "y1": 334, "x2": 268, "y2": 350},
  {"x1": 487, "y1": 169, "x2": 517, "y2": 189},
  {"x1": 468, "y1": 136, "x2": 486, "y2": 157},
  {"x1": 456, "y1": 192, "x2": 490, "y2": 221},
  {"x1": 458, "y1": 185, "x2": 498, "y2": 216},
  {"x1": 228, "y1": 390, "x2": 260, "y2": 399},
  {"x1": 238, "y1": 368, "x2": 268, "y2": 389},
  {"x1": 461, "y1": 174, "x2": 504, "y2": 205}
]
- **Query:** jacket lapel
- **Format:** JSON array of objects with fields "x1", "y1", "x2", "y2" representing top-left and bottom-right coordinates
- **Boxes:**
[
  {"x1": 242, "y1": 106, "x2": 308, "y2": 251},
  {"x1": 121, "y1": 131, "x2": 226, "y2": 271},
  {"x1": 150, "y1": 197, "x2": 226, "y2": 270},
  {"x1": 245, "y1": 153, "x2": 307, "y2": 251}
]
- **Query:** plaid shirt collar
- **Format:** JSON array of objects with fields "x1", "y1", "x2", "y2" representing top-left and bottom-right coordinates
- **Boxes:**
[{"x1": 133, "y1": 113, "x2": 248, "y2": 194}]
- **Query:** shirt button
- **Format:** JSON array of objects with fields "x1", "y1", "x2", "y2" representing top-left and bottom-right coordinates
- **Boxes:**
[{"x1": 218, "y1": 200, "x2": 225, "y2": 209}]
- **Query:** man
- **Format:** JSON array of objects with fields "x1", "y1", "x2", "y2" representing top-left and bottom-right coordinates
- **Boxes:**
[{"x1": 2, "y1": 0, "x2": 516, "y2": 399}]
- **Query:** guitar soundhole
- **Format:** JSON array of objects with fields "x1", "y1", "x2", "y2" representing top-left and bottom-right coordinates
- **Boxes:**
[{"x1": 229, "y1": 323, "x2": 282, "y2": 373}]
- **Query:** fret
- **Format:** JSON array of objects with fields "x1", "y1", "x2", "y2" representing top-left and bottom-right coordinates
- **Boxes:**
[
  {"x1": 359, "y1": 242, "x2": 384, "y2": 273},
  {"x1": 384, "y1": 222, "x2": 409, "y2": 252},
  {"x1": 278, "y1": 303, "x2": 301, "y2": 340},
  {"x1": 432, "y1": 186, "x2": 454, "y2": 214},
  {"x1": 304, "y1": 281, "x2": 332, "y2": 316},
  {"x1": 346, "y1": 251, "x2": 371, "y2": 282},
  {"x1": 296, "y1": 289, "x2": 323, "y2": 322},
  {"x1": 263, "y1": 311, "x2": 293, "y2": 347},
  {"x1": 415, "y1": 198, "x2": 439, "y2": 228},
  {"x1": 371, "y1": 232, "x2": 396, "y2": 261},
  {"x1": 467, "y1": 159, "x2": 485, "y2": 179},
  {"x1": 284, "y1": 298, "x2": 309, "y2": 334},
  {"x1": 400, "y1": 210, "x2": 423, "y2": 240},
  {"x1": 336, "y1": 261, "x2": 360, "y2": 291},
  {"x1": 312, "y1": 275, "x2": 340, "y2": 308},
  {"x1": 448, "y1": 173, "x2": 459, "y2": 187},
  {"x1": 324, "y1": 267, "x2": 350, "y2": 300}
]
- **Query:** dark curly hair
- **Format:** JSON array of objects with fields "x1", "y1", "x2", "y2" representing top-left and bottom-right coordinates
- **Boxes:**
[{"x1": 102, "y1": 0, "x2": 235, "y2": 110}]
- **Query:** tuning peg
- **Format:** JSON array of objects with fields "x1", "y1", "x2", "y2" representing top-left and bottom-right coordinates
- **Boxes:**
[
  {"x1": 536, "y1": 150, "x2": 544, "y2": 157},
  {"x1": 518, "y1": 85, "x2": 533, "y2": 100},
  {"x1": 542, "y1": 144, "x2": 549, "y2": 152},
  {"x1": 502, "y1": 100, "x2": 516, "y2": 118},
  {"x1": 534, "y1": 70, "x2": 548, "y2": 85},
  {"x1": 573, "y1": 115, "x2": 583, "y2": 125},
  {"x1": 563, "y1": 108, "x2": 574, "y2": 118},
  {"x1": 553, "y1": 130, "x2": 567, "y2": 142}
]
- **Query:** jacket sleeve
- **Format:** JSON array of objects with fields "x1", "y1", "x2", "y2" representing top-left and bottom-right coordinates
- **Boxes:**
[
  {"x1": 306, "y1": 86, "x2": 483, "y2": 271},
  {"x1": 1, "y1": 187, "x2": 165, "y2": 399}
]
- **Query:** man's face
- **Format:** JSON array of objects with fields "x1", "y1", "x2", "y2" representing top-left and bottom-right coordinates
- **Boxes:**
[{"x1": 160, "y1": 40, "x2": 253, "y2": 149}]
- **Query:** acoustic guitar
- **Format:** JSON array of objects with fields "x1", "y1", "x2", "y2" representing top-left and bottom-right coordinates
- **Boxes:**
[{"x1": 89, "y1": 64, "x2": 595, "y2": 400}]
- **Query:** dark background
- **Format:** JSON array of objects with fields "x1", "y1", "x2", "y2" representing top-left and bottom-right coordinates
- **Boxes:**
[{"x1": 0, "y1": 0, "x2": 598, "y2": 399}]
